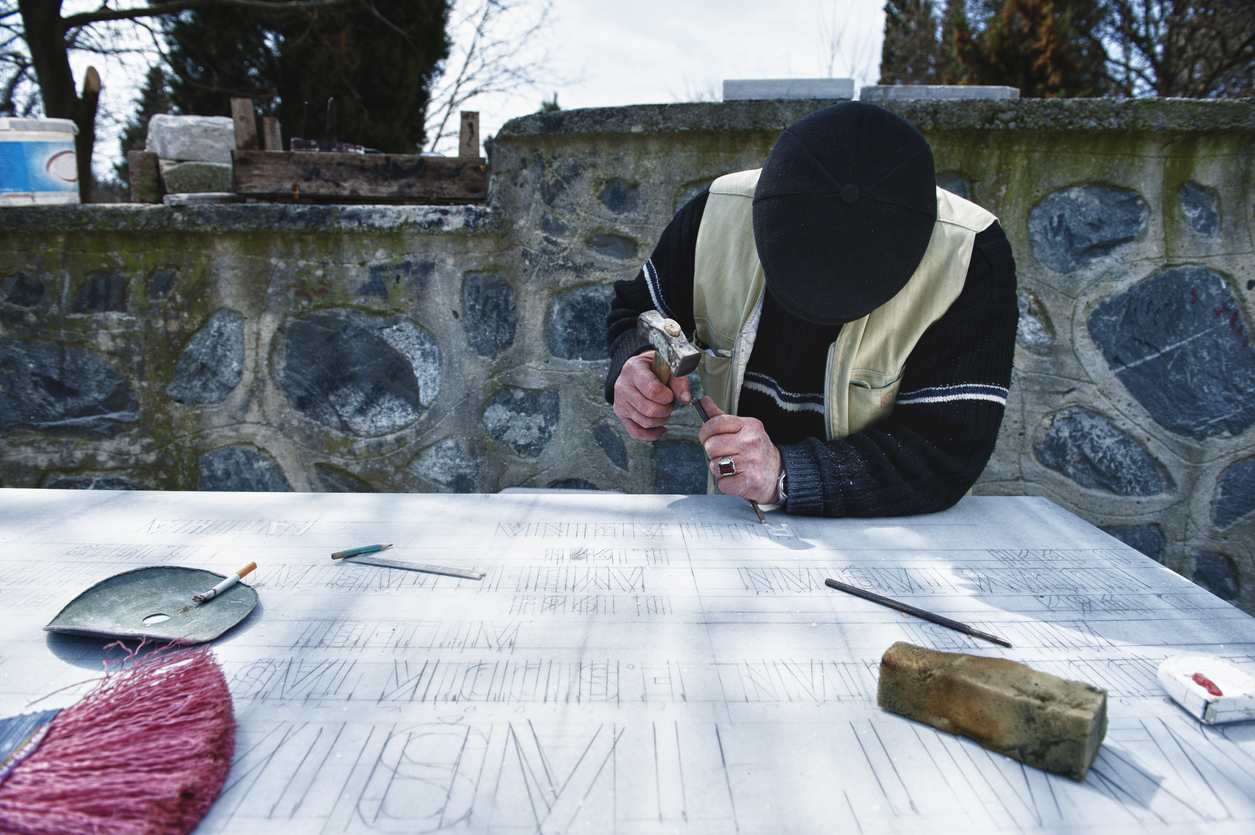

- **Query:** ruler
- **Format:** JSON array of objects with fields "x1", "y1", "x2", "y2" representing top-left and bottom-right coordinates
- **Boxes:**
[{"x1": 340, "y1": 555, "x2": 485, "y2": 580}]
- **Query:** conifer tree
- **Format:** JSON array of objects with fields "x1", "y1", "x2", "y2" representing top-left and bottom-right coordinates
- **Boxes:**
[
  {"x1": 161, "y1": 0, "x2": 449, "y2": 153},
  {"x1": 880, "y1": 0, "x2": 944, "y2": 84},
  {"x1": 952, "y1": 0, "x2": 1108, "y2": 97},
  {"x1": 113, "y1": 65, "x2": 170, "y2": 197}
]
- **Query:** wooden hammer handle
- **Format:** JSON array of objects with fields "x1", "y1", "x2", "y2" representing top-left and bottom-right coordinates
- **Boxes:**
[{"x1": 650, "y1": 351, "x2": 672, "y2": 385}]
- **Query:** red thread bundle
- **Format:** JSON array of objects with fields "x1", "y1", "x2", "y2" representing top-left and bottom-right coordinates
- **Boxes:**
[{"x1": 0, "y1": 644, "x2": 235, "y2": 835}]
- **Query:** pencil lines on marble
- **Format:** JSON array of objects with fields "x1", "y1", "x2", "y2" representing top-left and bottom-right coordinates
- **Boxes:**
[
  {"x1": 143, "y1": 517, "x2": 316, "y2": 536},
  {"x1": 222, "y1": 658, "x2": 705, "y2": 705},
  {"x1": 62, "y1": 542, "x2": 201, "y2": 562},
  {"x1": 507, "y1": 566, "x2": 648, "y2": 593},
  {"x1": 212, "y1": 719, "x2": 745, "y2": 833},
  {"x1": 715, "y1": 658, "x2": 878, "y2": 703},
  {"x1": 508, "y1": 594, "x2": 674, "y2": 616},
  {"x1": 288, "y1": 619, "x2": 523, "y2": 654},
  {"x1": 491, "y1": 520, "x2": 796, "y2": 541},
  {"x1": 987, "y1": 548, "x2": 1142, "y2": 568}
]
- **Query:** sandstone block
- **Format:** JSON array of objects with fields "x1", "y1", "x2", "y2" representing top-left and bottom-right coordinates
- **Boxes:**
[{"x1": 877, "y1": 642, "x2": 1107, "y2": 781}]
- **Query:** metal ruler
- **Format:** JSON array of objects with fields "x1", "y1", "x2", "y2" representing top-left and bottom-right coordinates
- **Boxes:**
[{"x1": 340, "y1": 555, "x2": 485, "y2": 580}]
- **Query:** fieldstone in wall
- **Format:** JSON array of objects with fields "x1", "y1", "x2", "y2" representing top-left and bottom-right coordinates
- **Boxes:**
[
  {"x1": 936, "y1": 171, "x2": 970, "y2": 200},
  {"x1": 1027, "y1": 185, "x2": 1149, "y2": 273},
  {"x1": 71, "y1": 272, "x2": 128, "y2": 313},
  {"x1": 654, "y1": 440, "x2": 707, "y2": 495},
  {"x1": 358, "y1": 259, "x2": 436, "y2": 301},
  {"x1": 1178, "y1": 182, "x2": 1219, "y2": 237},
  {"x1": 1016, "y1": 290, "x2": 1054, "y2": 354},
  {"x1": 146, "y1": 268, "x2": 178, "y2": 301},
  {"x1": 675, "y1": 181, "x2": 712, "y2": 212},
  {"x1": 1101, "y1": 525, "x2": 1164, "y2": 562},
  {"x1": 412, "y1": 438, "x2": 478, "y2": 492},
  {"x1": 587, "y1": 233, "x2": 638, "y2": 261},
  {"x1": 166, "y1": 309, "x2": 244, "y2": 406},
  {"x1": 599, "y1": 179, "x2": 639, "y2": 214},
  {"x1": 2, "y1": 272, "x2": 45, "y2": 308},
  {"x1": 1034, "y1": 407, "x2": 1165, "y2": 496},
  {"x1": 539, "y1": 158, "x2": 586, "y2": 210},
  {"x1": 315, "y1": 463, "x2": 377, "y2": 493},
  {"x1": 1214, "y1": 457, "x2": 1255, "y2": 529},
  {"x1": 276, "y1": 310, "x2": 440, "y2": 437},
  {"x1": 198, "y1": 446, "x2": 292, "y2": 492},
  {"x1": 463, "y1": 273, "x2": 517, "y2": 358},
  {"x1": 1194, "y1": 552, "x2": 1239, "y2": 601},
  {"x1": 552, "y1": 479, "x2": 599, "y2": 490},
  {"x1": 45, "y1": 476, "x2": 144, "y2": 490},
  {"x1": 595, "y1": 421, "x2": 628, "y2": 470},
  {"x1": 1088, "y1": 265, "x2": 1255, "y2": 439},
  {"x1": 546, "y1": 285, "x2": 614, "y2": 360},
  {"x1": 483, "y1": 388, "x2": 560, "y2": 457},
  {"x1": 541, "y1": 215, "x2": 570, "y2": 237},
  {"x1": 0, "y1": 338, "x2": 137, "y2": 437}
]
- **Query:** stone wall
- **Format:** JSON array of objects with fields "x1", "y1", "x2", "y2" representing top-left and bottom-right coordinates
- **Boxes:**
[{"x1": 1, "y1": 98, "x2": 1253, "y2": 612}]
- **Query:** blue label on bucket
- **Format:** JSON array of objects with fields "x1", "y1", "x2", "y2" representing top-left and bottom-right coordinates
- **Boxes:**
[{"x1": 0, "y1": 141, "x2": 77, "y2": 195}]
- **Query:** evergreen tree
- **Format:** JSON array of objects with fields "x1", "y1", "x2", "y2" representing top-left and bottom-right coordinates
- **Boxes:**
[
  {"x1": 113, "y1": 65, "x2": 170, "y2": 197},
  {"x1": 160, "y1": 0, "x2": 450, "y2": 153},
  {"x1": 952, "y1": 0, "x2": 1108, "y2": 97},
  {"x1": 880, "y1": 0, "x2": 944, "y2": 84}
]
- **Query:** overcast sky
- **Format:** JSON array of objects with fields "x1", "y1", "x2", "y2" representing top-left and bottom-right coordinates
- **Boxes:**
[
  {"x1": 67, "y1": 0, "x2": 887, "y2": 175},
  {"x1": 463, "y1": 0, "x2": 887, "y2": 151}
]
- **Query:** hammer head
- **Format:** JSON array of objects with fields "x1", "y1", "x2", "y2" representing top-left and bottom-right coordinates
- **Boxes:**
[{"x1": 637, "y1": 310, "x2": 701, "y2": 384}]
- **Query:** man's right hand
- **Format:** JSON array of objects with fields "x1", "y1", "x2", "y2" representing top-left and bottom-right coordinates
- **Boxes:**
[{"x1": 612, "y1": 351, "x2": 693, "y2": 440}]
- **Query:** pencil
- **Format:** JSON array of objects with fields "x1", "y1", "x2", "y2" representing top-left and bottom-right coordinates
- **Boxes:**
[
  {"x1": 824, "y1": 577, "x2": 1011, "y2": 648},
  {"x1": 332, "y1": 543, "x2": 392, "y2": 560}
]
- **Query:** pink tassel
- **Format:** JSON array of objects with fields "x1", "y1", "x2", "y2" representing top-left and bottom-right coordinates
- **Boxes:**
[{"x1": 0, "y1": 644, "x2": 235, "y2": 835}]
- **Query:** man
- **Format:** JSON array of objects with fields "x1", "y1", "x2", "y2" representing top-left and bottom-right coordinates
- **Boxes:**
[{"x1": 605, "y1": 101, "x2": 1017, "y2": 516}]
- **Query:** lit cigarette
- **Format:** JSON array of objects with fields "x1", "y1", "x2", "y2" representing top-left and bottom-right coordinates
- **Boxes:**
[{"x1": 193, "y1": 562, "x2": 257, "y2": 603}]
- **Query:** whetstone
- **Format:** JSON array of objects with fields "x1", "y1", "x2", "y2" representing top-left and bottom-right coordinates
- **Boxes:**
[{"x1": 877, "y1": 642, "x2": 1108, "y2": 781}]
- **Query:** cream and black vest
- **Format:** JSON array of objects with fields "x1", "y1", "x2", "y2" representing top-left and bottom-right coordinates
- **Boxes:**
[{"x1": 693, "y1": 168, "x2": 997, "y2": 443}]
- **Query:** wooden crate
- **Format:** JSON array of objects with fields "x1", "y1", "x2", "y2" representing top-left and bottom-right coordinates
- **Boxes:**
[
  {"x1": 232, "y1": 151, "x2": 487, "y2": 204},
  {"x1": 229, "y1": 100, "x2": 486, "y2": 205}
]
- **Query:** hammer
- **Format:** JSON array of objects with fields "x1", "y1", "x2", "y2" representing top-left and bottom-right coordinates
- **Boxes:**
[{"x1": 636, "y1": 311, "x2": 765, "y2": 523}]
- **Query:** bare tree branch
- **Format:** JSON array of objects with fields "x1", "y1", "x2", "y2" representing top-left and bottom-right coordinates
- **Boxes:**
[
  {"x1": 425, "y1": 0, "x2": 562, "y2": 153},
  {"x1": 60, "y1": 0, "x2": 353, "y2": 30}
]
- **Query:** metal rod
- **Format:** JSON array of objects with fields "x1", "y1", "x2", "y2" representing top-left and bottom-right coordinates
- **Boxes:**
[{"x1": 824, "y1": 577, "x2": 1011, "y2": 647}]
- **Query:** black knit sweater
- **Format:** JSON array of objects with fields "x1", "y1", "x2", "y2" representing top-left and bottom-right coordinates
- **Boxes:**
[{"x1": 606, "y1": 188, "x2": 1019, "y2": 517}]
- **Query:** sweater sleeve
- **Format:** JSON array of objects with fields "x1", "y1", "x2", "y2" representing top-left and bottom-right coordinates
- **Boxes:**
[
  {"x1": 605, "y1": 189, "x2": 708, "y2": 403},
  {"x1": 778, "y1": 222, "x2": 1019, "y2": 517}
]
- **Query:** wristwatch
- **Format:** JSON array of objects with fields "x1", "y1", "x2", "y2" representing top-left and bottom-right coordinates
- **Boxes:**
[{"x1": 776, "y1": 469, "x2": 788, "y2": 505}]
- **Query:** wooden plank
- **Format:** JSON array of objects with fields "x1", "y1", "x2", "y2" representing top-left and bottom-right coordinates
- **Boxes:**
[
  {"x1": 261, "y1": 117, "x2": 283, "y2": 151},
  {"x1": 459, "y1": 111, "x2": 479, "y2": 159},
  {"x1": 231, "y1": 98, "x2": 258, "y2": 150},
  {"x1": 231, "y1": 150, "x2": 487, "y2": 204}
]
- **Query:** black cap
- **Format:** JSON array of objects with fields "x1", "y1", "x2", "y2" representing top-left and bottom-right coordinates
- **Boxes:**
[{"x1": 752, "y1": 102, "x2": 937, "y2": 325}]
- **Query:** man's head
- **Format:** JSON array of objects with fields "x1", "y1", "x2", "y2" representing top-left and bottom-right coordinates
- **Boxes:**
[{"x1": 752, "y1": 101, "x2": 937, "y2": 326}]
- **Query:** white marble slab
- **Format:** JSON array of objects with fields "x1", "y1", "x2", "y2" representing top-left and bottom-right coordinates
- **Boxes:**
[{"x1": 2, "y1": 490, "x2": 1253, "y2": 834}]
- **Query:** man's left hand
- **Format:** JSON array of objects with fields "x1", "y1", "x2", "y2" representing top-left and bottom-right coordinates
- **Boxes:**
[{"x1": 698, "y1": 398, "x2": 782, "y2": 504}]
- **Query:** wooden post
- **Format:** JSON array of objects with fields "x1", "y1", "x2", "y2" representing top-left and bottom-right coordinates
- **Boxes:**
[
  {"x1": 261, "y1": 117, "x2": 283, "y2": 151},
  {"x1": 230, "y1": 98, "x2": 259, "y2": 150},
  {"x1": 459, "y1": 111, "x2": 479, "y2": 159}
]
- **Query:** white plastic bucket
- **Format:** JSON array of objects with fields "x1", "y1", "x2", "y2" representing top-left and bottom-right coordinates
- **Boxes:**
[{"x1": 0, "y1": 118, "x2": 79, "y2": 206}]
